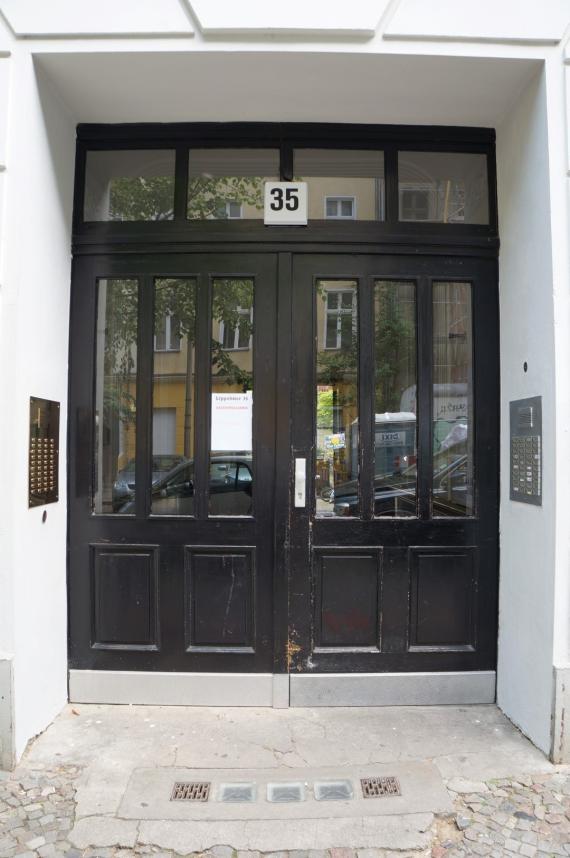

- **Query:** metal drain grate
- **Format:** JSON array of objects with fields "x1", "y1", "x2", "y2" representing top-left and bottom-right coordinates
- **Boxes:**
[
  {"x1": 170, "y1": 781, "x2": 211, "y2": 802},
  {"x1": 361, "y1": 776, "x2": 401, "y2": 798}
]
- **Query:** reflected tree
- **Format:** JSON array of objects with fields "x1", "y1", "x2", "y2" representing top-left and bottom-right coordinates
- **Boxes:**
[
  {"x1": 107, "y1": 174, "x2": 264, "y2": 221},
  {"x1": 374, "y1": 284, "x2": 415, "y2": 414}
]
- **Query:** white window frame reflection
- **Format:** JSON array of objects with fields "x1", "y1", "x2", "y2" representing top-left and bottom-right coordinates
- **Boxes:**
[
  {"x1": 324, "y1": 196, "x2": 356, "y2": 220},
  {"x1": 323, "y1": 287, "x2": 357, "y2": 350},
  {"x1": 213, "y1": 200, "x2": 243, "y2": 220},
  {"x1": 219, "y1": 306, "x2": 253, "y2": 352},
  {"x1": 154, "y1": 311, "x2": 181, "y2": 352}
]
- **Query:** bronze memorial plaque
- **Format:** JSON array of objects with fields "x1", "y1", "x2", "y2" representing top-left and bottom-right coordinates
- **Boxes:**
[{"x1": 29, "y1": 397, "x2": 60, "y2": 507}]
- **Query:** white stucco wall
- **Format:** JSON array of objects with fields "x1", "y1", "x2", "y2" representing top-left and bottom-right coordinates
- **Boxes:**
[
  {"x1": 0, "y1": 39, "x2": 75, "y2": 758},
  {"x1": 495, "y1": 67, "x2": 556, "y2": 753}
]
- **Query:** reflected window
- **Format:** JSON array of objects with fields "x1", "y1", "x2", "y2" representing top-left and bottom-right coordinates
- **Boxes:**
[
  {"x1": 325, "y1": 196, "x2": 355, "y2": 219},
  {"x1": 432, "y1": 281, "x2": 474, "y2": 517},
  {"x1": 187, "y1": 149, "x2": 279, "y2": 220},
  {"x1": 398, "y1": 151, "x2": 489, "y2": 224},
  {"x1": 295, "y1": 149, "x2": 385, "y2": 221},
  {"x1": 325, "y1": 289, "x2": 356, "y2": 350},
  {"x1": 315, "y1": 280, "x2": 359, "y2": 518},
  {"x1": 84, "y1": 150, "x2": 175, "y2": 222},
  {"x1": 221, "y1": 306, "x2": 252, "y2": 351},
  {"x1": 155, "y1": 312, "x2": 181, "y2": 352},
  {"x1": 93, "y1": 279, "x2": 138, "y2": 514}
]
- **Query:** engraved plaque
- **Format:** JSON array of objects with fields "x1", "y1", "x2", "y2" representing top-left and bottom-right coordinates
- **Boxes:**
[
  {"x1": 510, "y1": 396, "x2": 541, "y2": 506},
  {"x1": 29, "y1": 397, "x2": 60, "y2": 507}
]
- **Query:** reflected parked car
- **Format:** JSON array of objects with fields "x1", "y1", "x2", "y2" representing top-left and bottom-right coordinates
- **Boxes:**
[
  {"x1": 117, "y1": 455, "x2": 253, "y2": 515},
  {"x1": 332, "y1": 443, "x2": 470, "y2": 517},
  {"x1": 112, "y1": 454, "x2": 187, "y2": 511}
]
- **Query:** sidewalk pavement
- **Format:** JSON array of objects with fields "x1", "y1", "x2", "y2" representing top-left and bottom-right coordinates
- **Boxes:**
[{"x1": 0, "y1": 704, "x2": 568, "y2": 857}]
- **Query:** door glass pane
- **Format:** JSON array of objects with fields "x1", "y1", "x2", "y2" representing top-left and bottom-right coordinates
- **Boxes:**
[
  {"x1": 210, "y1": 278, "x2": 254, "y2": 516},
  {"x1": 316, "y1": 280, "x2": 359, "y2": 517},
  {"x1": 93, "y1": 279, "x2": 138, "y2": 514},
  {"x1": 295, "y1": 149, "x2": 385, "y2": 221},
  {"x1": 433, "y1": 281, "x2": 474, "y2": 517},
  {"x1": 84, "y1": 150, "x2": 175, "y2": 221},
  {"x1": 373, "y1": 281, "x2": 417, "y2": 517},
  {"x1": 398, "y1": 152, "x2": 489, "y2": 224},
  {"x1": 187, "y1": 149, "x2": 279, "y2": 220},
  {"x1": 151, "y1": 278, "x2": 197, "y2": 516}
]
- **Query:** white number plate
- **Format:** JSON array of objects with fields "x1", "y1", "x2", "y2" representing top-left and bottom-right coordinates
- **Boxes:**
[{"x1": 264, "y1": 182, "x2": 308, "y2": 226}]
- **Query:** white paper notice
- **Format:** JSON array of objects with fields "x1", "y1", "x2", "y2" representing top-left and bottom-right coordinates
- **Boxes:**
[{"x1": 211, "y1": 391, "x2": 253, "y2": 451}]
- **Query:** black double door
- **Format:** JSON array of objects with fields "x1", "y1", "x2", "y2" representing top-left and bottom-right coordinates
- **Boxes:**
[{"x1": 68, "y1": 251, "x2": 499, "y2": 678}]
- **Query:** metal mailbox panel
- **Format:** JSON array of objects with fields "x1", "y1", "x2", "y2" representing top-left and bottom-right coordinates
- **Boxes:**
[
  {"x1": 29, "y1": 396, "x2": 59, "y2": 507},
  {"x1": 510, "y1": 396, "x2": 541, "y2": 506}
]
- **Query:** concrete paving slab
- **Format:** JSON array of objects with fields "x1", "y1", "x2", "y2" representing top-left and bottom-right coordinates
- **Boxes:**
[
  {"x1": 24, "y1": 703, "x2": 554, "y2": 784},
  {"x1": 137, "y1": 813, "x2": 435, "y2": 851},
  {"x1": 69, "y1": 816, "x2": 138, "y2": 850},
  {"x1": 118, "y1": 762, "x2": 452, "y2": 820}
]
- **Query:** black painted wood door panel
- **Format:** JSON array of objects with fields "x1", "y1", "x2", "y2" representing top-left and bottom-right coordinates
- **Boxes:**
[
  {"x1": 288, "y1": 254, "x2": 499, "y2": 674},
  {"x1": 69, "y1": 253, "x2": 277, "y2": 672},
  {"x1": 69, "y1": 250, "x2": 498, "y2": 677}
]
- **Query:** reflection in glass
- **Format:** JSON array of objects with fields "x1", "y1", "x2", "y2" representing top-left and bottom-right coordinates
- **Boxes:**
[
  {"x1": 373, "y1": 281, "x2": 417, "y2": 517},
  {"x1": 315, "y1": 280, "x2": 359, "y2": 517},
  {"x1": 432, "y1": 282, "x2": 474, "y2": 517},
  {"x1": 84, "y1": 150, "x2": 175, "y2": 221},
  {"x1": 210, "y1": 279, "x2": 254, "y2": 515},
  {"x1": 295, "y1": 149, "x2": 385, "y2": 221},
  {"x1": 398, "y1": 152, "x2": 489, "y2": 224},
  {"x1": 93, "y1": 279, "x2": 138, "y2": 514},
  {"x1": 150, "y1": 279, "x2": 197, "y2": 516},
  {"x1": 187, "y1": 149, "x2": 279, "y2": 220}
]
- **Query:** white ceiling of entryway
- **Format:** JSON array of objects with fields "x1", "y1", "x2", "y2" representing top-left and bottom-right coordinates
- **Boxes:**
[{"x1": 34, "y1": 50, "x2": 539, "y2": 129}]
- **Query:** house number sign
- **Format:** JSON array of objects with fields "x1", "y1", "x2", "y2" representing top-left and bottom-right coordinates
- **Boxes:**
[
  {"x1": 29, "y1": 396, "x2": 60, "y2": 507},
  {"x1": 264, "y1": 182, "x2": 308, "y2": 225}
]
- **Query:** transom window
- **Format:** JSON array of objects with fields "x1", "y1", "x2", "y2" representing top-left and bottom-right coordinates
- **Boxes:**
[{"x1": 78, "y1": 129, "x2": 495, "y2": 231}]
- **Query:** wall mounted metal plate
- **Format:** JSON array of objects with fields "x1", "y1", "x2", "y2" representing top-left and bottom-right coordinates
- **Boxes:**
[
  {"x1": 29, "y1": 397, "x2": 59, "y2": 507},
  {"x1": 510, "y1": 396, "x2": 542, "y2": 505}
]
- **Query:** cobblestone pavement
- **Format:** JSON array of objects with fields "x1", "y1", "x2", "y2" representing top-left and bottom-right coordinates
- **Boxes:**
[{"x1": 0, "y1": 766, "x2": 568, "y2": 858}]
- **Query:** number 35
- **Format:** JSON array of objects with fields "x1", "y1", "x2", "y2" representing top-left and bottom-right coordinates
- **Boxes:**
[{"x1": 270, "y1": 187, "x2": 300, "y2": 212}]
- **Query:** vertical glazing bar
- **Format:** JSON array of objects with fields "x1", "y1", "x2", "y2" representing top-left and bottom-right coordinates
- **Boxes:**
[
  {"x1": 359, "y1": 275, "x2": 375, "y2": 521},
  {"x1": 281, "y1": 142, "x2": 294, "y2": 182},
  {"x1": 174, "y1": 145, "x2": 189, "y2": 222},
  {"x1": 417, "y1": 277, "x2": 433, "y2": 520},
  {"x1": 384, "y1": 146, "x2": 399, "y2": 226},
  {"x1": 193, "y1": 272, "x2": 211, "y2": 519},
  {"x1": 136, "y1": 275, "x2": 154, "y2": 519}
]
